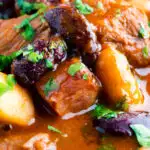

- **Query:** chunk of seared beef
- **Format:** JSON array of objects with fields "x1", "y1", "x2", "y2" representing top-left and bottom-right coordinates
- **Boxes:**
[
  {"x1": 97, "y1": 4, "x2": 150, "y2": 67},
  {"x1": 36, "y1": 58, "x2": 101, "y2": 116},
  {"x1": 0, "y1": 14, "x2": 50, "y2": 55},
  {"x1": 12, "y1": 37, "x2": 67, "y2": 86},
  {"x1": 93, "y1": 112, "x2": 150, "y2": 136},
  {"x1": 0, "y1": 0, "x2": 16, "y2": 19},
  {"x1": 45, "y1": 6, "x2": 101, "y2": 55}
]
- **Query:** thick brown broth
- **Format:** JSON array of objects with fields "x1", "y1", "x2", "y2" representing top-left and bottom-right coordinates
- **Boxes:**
[{"x1": 0, "y1": 113, "x2": 138, "y2": 150}]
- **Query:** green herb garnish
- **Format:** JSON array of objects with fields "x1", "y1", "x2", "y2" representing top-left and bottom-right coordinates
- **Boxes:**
[
  {"x1": 98, "y1": 144, "x2": 116, "y2": 150},
  {"x1": 97, "y1": 2, "x2": 104, "y2": 10},
  {"x1": 138, "y1": 25, "x2": 149, "y2": 39},
  {"x1": 45, "y1": 59, "x2": 53, "y2": 69},
  {"x1": 130, "y1": 124, "x2": 150, "y2": 147},
  {"x1": 74, "y1": 0, "x2": 94, "y2": 15},
  {"x1": 92, "y1": 105, "x2": 119, "y2": 119},
  {"x1": 68, "y1": 62, "x2": 84, "y2": 76},
  {"x1": 0, "y1": 74, "x2": 16, "y2": 96},
  {"x1": 48, "y1": 125, "x2": 63, "y2": 134},
  {"x1": 0, "y1": 50, "x2": 23, "y2": 71},
  {"x1": 115, "y1": 96, "x2": 128, "y2": 110},
  {"x1": 83, "y1": 73, "x2": 88, "y2": 80},
  {"x1": 142, "y1": 46, "x2": 149, "y2": 58},
  {"x1": 115, "y1": 9, "x2": 121, "y2": 17},
  {"x1": 27, "y1": 52, "x2": 43, "y2": 63},
  {"x1": 44, "y1": 78, "x2": 59, "y2": 96}
]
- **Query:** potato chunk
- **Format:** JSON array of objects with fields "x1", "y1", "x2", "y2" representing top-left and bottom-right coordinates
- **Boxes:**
[
  {"x1": 96, "y1": 46, "x2": 143, "y2": 109},
  {"x1": 36, "y1": 58, "x2": 100, "y2": 116},
  {"x1": 0, "y1": 72, "x2": 35, "y2": 126}
]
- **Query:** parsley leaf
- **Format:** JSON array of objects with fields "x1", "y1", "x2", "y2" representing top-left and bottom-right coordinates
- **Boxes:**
[
  {"x1": 97, "y1": 2, "x2": 104, "y2": 10},
  {"x1": 74, "y1": 0, "x2": 94, "y2": 15},
  {"x1": 130, "y1": 124, "x2": 150, "y2": 147},
  {"x1": 45, "y1": 59, "x2": 53, "y2": 69},
  {"x1": 44, "y1": 78, "x2": 59, "y2": 96},
  {"x1": 68, "y1": 63, "x2": 84, "y2": 76},
  {"x1": 0, "y1": 50, "x2": 23, "y2": 71},
  {"x1": 27, "y1": 52, "x2": 43, "y2": 63},
  {"x1": 48, "y1": 125, "x2": 63, "y2": 134},
  {"x1": 0, "y1": 74, "x2": 16, "y2": 96},
  {"x1": 142, "y1": 46, "x2": 149, "y2": 58},
  {"x1": 92, "y1": 105, "x2": 119, "y2": 119},
  {"x1": 83, "y1": 73, "x2": 88, "y2": 80},
  {"x1": 98, "y1": 144, "x2": 116, "y2": 150},
  {"x1": 138, "y1": 25, "x2": 149, "y2": 39}
]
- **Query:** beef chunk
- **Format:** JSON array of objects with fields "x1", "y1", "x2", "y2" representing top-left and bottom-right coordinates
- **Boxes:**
[
  {"x1": 93, "y1": 112, "x2": 150, "y2": 136},
  {"x1": 97, "y1": 4, "x2": 150, "y2": 67},
  {"x1": 45, "y1": 6, "x2": 101, "y2": 54},
  {"x1": 12, "y1": 37, "x2": 67, "y2": 86},
  {"x1": 0, "y1": 14, "x2": 50, "y2": 55},
  {"x1": 36, "y1": 58, "x2": 101, "y2": 116}
]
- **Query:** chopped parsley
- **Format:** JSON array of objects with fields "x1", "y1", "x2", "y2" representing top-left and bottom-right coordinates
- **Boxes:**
[
  {"x1": 0, "y1": 50, "x2": 23, "y2": 71},
  {"x1": 130, "y1": 124, "x2": 150, "y2": 147},
  {"x1": 27, "y1": 52, "x2": 43, "y2": 63},
  {"x1": 48, "y1": 125, "x2": 63, "y2": 134},
  {"x1": 98, "y1": 144, "x2": 116, "y2": 150},
  {"x1": 115, "y1": 9, "x2": 121, "y2": 17},
  {"x1": 142, "y1": 46, "x2": 149, "y2": 58},
  {"x1": 138, "y1": 25, "x2": 149, "y2": 39},
  {"x1": 92, "y1": 105, "x2": 119, "y2": 119},
  {"x1": 148, "y1": 21, "x2": 150, "y2": 27},
  {"x1": 97, "y1": 2, "x2": 104, "y2": 10},
  {"x1": 45, "y1": 59, "x2": 53, "y2": 69},
  {"x1": 17, "y1": 0, "x2": 47, "y2": 15},
  {"x1": 68, "y1": 62, "x2": 84, "y2": 76},
  {"x1": 44, "y1": 78, "x2": 59, "y2": 96},
  {"x1": 74, "y1": 0, "x2": 94, "y2": 15},
  {"x1": 0, "y1": 74, "x2": 16, "y2": 96},
  {"x1": 83, "y1": 73, "x2": 88, "y2": 80},
  {"x1": 115, "y1": 96, "x2": 128, "y2": 110}
]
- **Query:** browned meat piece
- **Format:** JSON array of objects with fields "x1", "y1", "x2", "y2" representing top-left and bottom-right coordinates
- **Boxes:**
[
  {"x1": 23, "y1": 133, "x2": 57, "y2": 150},
  {"x1": 45, "y1": 6, "x2": 101, "y2": 54},
  {"x1": 12, "y1": 36, "x2": 67, "y2": 86},
  {"x1": 36, "y1": 58, "x2": 100, "y2": 116},
  {"x1": 97, "y1": 4, "x2": 150, "y2": 67},
  {"x1": 0, "y1": 14, "x2": 50, "y2": 55}
]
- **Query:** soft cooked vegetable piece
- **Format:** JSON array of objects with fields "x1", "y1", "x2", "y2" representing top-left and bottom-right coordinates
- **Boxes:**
[
  {"x1": 96, "y1": 46, "x2": 143, "y2": 109},
  {"x1": 0, "y1": 72, "x2": 35, "y2": 126},
  {"x1": 93, "y1": 112, "x2": 150, "y2": 136},
  {"x1": 36, "y1": 58, "x2": 100, "y2": 116}
]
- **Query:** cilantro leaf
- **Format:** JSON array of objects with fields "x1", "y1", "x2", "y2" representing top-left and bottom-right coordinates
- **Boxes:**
[
  {"x1": 74, "y1": 0, "x2": 94, "y2": 15},
  {"x1": 44, "y1": 78, "x2": 59, "y2": 96},
  {"x1": 68, "y1": 62, "x2": 84, "y2": 76},
  {"x1": 48, "y1": 125, "x2": 63, "y2": 134},
  {"x1": 142, "y1": 46, "x2": 149, "y2": 58},
  {"x1": 92, "y1": 105, "x2": 119, "y2": 119},
  {"x1": 0, "y1": 50, "x2": 23, "y2": 71},
  {"x1": 130, "y1": 124, "x2": 150, "y2": 147},
  {"x1": 0, "y1": 83, "x2": 9, "y2": 96}
]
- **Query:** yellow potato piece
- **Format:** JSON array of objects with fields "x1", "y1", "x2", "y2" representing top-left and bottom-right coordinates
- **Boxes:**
[{"x1": 0, "y1": 72, "x2": 35, "y2": 126}]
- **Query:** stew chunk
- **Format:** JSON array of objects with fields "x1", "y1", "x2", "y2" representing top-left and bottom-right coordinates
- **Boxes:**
[
  {"x1": 96, "y1": 46, "x2": 143, "y2": 109},
  {"x1": 36, "y1": 58, "x2": 100, "y2": 116},
  {"x1": 0, "y1": 72, "x2": 35, "y2": 126},
  {"x1": 97, "y1": 4, "x2": 150, "y2": 67}
]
